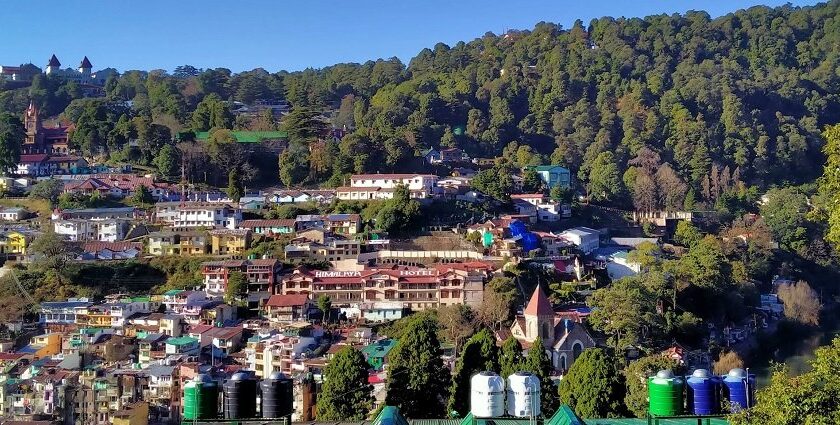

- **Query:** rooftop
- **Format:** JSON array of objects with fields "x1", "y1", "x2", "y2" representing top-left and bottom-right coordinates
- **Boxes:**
[{"x1": 194, "y1": 130, "x2": 288, "y2": 143}]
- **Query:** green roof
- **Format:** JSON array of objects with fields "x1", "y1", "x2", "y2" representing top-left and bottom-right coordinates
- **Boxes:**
[
  {"x1": 163, "y1": 289, "x2": 184, "y2": 296},
  {"x1": 373, "y1": 406, "x2": 410, "y2": 425},
  {"x1": 361, "y1": 339, "x2": 397, "y2": 359},
  {"x1": 165, "y1": 336, "x2": 198, "y2": 346},
  {"x1": 194, "y1": 131, "x2": 288, "y2": 143},
  {"x1": 533, "y1": 165, "x2": 570, "y2": 172}
]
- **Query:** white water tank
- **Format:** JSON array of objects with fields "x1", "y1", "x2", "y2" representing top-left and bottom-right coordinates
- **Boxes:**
[
  {"x1": 506, "y1": 372, "x2": 541, "y2": 417},
  {"x1": 470, "y1": 371, "x2": 505, "y2": 417}
]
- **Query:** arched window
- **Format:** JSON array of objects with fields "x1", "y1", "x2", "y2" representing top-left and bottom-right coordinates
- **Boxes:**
[
  {"x1": 559, "y1": 354, "x2": 567, "y2": 371},
  {"x1": 541, "y1": 322, "x2": 550, "y2": 339},
  {"x1": 572, "y1": 342, "x2": 583, "y2": 361}
]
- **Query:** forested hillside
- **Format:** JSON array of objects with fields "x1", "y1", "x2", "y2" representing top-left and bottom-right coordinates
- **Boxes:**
[{"x1": 2, "y1": 1, "x2": 840, "y2": 208}]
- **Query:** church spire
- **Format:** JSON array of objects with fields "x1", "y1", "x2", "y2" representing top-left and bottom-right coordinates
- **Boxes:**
[{"x1": 524, "y1": 285, "x2": 554, "y2": 316}]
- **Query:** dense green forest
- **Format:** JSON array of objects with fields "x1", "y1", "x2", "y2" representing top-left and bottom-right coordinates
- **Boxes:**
[{"x1": 2, "y1": 2, "x2": 840, "y2": 205}]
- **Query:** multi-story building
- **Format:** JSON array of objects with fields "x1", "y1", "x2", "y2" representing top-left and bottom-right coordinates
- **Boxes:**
[
  {"x1": 155, "y1": 202, "x2": 242, "y2": 229},
  {"x1": 336, "y1": 173, "x2": 439, "y2": 200},
  {"x1": 53, "y1": 218, "x2": 129, "y2": 242},
  {"x1": 161, "y1": 290, "x2": 207, "y2": 314},
  {"x1": 244, "y1": 332, "x2": 317, "y2": 378},
  {"x1": 295, "y1": 214, "x2": 361, "y2": 235},
  {"x1": 40, "y1": 299, "x2": 94, "y2": 328},
  {"x1": 209, "y1": 229, "x2": 252, "y2": 255},
  {"x1": 278, "y1": 262, "x2": 494, "y2": 310},
  {"x1": 264, "y1": 294, "x2": 313, "y2": 322},
  {"x1": 239, "y1": 219, "x2": 296, "y2": 236},
  {"x1": 147, "y1": 231, "x2": 209, "y2": 256},
  {"x1": 284, "y1": 230, "x2": 361, "y2": 264},
  {"x1": 52, "y1": 206, "x2": 136, "y2": 221},
  {"x1": 530, "y1": 165, "x2": 572, "y2": 190},
  {"x1": 201, "y1": 259, "x2": 281, "y2": 295},
  {"x1": 0, "y1": 229, "x2": 34, "y2": 260}
]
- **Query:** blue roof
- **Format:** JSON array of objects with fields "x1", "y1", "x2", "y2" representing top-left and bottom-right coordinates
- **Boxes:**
[
  {"x1": 17, "y1": 345, "x2": 38, "y2": 354},
  {"x1": 41, "y1": 301, "x2": 92, "y2": 309}
]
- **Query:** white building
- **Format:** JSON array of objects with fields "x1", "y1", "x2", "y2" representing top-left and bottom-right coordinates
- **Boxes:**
[
  {"x1": 53, "y1": 219, "x2": 129, "y2": 242},
  {"x1": 0, "y1": 207, "x2": 27, "y2": 221},
  {"x1": 559, "y1": 227, "x2": 600, "y2": 254},
  {"x1": 605, "y1": 251, "x2": 641, "y2": 280},
  {"x1": 155, "y1": 202, "x2": 242, "y2": 229},
  {"x1": 337, "y1": 174, "x2": 439, "y2": 200}
]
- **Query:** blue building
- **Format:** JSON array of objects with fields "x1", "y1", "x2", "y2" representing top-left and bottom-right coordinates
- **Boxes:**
[{"x1": 532, "y1": 165, "x2": 571, "y2": 189}]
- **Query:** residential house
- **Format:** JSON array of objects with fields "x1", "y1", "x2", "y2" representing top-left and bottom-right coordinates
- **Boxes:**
[
  {"x1": 78, "y1": 241, "x2": 142, "y2": 260},
  {"x1": 20, "y1": 333, "x2": 62, "y2": 359},
  {"x1": 147, "y1": 231, "x2": 209, "y2": 256},
  {"x1": 559, "y1": 227, "x2": 600, "y2": 254},
  {"x1": 295, "y1": 214, "x2": 361, "y2": 235},
  {"x1": 440, "y1": 148, "x2": 466, "y2": 163},
  {"x1": 360, "y1": 339, "x2": 397, "y2": 371},
  {"x1": 155, "y1": 202, "x2": 242, "y2": 229},
  {"x1": 422, "y1": 148, "x2": 441, "y2": 164},
  {"x1": 530, "y1": 165, "x2": 571, "y2": 189},
  {"x1": 53, "y1": 218, "x2": 129, "y2": 242},
  {"x1": 0, "y1": 207, "x2": 27, "y2": 221},
  {"x1": 336, "y1": 174, "x2": 439, "y2": 200},
  {"x1": 164, "y1": 336, "x2": 199, "y2": 355},
  {"x1": 239, "y1": 219, "x2": 296, "y2": 236},
  {"x1": 40, "y1": 299, "x2": 93, "y2": 327},
  {"x1": 264, "y1": 295, "x2": 312, "y2": 322},
  {"x1": 209, "y1": 228, "x2": 252, "y2": 255},
  {"x1": 201, "y1": 259, "x2": 281, "y2": 305},
  {"x1": 0, "y1": 229, "x2": 34, "y2": 259},
  {"x1": 284, "y1": 230, "x2": 361, "y2": 264}
]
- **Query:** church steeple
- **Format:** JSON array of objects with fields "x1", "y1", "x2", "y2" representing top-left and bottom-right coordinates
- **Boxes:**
[
  {"x1": 25, "y1": 101, "x2": 40, "y2": 134},
  {"x1": 523, "y1": 285, "x2": 554, "y2": 343}
]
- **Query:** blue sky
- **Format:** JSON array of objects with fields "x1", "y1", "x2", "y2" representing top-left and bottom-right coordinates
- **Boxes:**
[{"x1": 0, "y1": 0, "x2": 819, "y2": 73}]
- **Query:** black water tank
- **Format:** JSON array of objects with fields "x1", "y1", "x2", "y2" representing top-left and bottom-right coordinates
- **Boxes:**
[
  {"x1": 260, "y1": 371, "x2": 293, "y2": 419},
  {"x1": 223, "y1": 372, "x2": 258, "y2": 419}
]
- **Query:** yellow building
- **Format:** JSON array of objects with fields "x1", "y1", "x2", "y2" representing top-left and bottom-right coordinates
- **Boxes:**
[
  {"x1": 27, "y1": 333, "x2": 61, "y2": 358},
  {"x1": 113, "y1": 401, "x2": 149, "y2": 425},
  {"x1": 0, "y1": 230, "x2": 31, "y2": 258},
  {"x1": 210, "y1": 229, "x2": 252, "y2": 255},
  {"x1": 147, "y1": 231, "x2": 209, "y2": 256}
]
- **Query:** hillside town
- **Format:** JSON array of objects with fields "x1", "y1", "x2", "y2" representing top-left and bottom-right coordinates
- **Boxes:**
[{"x1": 2, "y1": 2, "x2": 840, "y2": 424}]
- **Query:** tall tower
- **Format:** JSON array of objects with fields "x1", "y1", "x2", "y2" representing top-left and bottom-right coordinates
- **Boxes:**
[
  {"x1": 25, "y1": 101, "x2": 40, "y2": 134},
  {"x1": 46, "y1": 54, "x2": 61, "y2": 75},
  {"x1": 78, "y1": 56, "x2": 92, "y2": 78},
  {"x1": 523, "y1": 285, "x2": 554, "y2": 345}
]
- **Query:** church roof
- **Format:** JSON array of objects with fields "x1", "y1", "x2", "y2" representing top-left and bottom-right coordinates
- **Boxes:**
[
  {"x1": 524, "y1": 285, "x2": 554, "y2": 316},
  {"x1": 79, "y1": 56, "x2": 92, "y2": 69},
  {"x1": 48, "y1": 55, "x2": 61, "y2": 67}
]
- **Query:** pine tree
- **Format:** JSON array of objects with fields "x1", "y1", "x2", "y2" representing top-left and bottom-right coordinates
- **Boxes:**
[
  {"x1": 317, "y1": 346, "x2": 373, "y2": 420},
  {"x1": 499, "y1": 337, "x2": 524, "y2": 379},
  {"x1": 522, "y1": 337, "x2": 559, "y2": 416},
  {"x1": 447, "y1": 329, "x2": 499, "y2": 416},
  {"x1": 558, "y1": 348, "x2": 626, "y2": 418},
  {"x1": 385, "y1": 315, "x2": 450, "y2": 418}
]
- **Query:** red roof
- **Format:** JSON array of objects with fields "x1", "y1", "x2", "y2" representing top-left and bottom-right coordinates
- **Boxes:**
[
  {"x1": 19, "y1": 154, "x2": 49, "y2": 163},
  {"x1": 240, "y1": 219, "x2": 296, "y2": 229},
  {"x1": 524, "y1": 286, "x2": 554, "y2": 316},
  {"x1": 510, "y1": 193, "x2": 545, "y2": 199},
  {"x1": 82, "y1": 241, "x2": 142, "y2": 253},
  {"x1": 351, "y1": 173, "x2": 437, "y2": 180},
  {"x1": 266, "y1": 294, "x2": 310, "y2": 307}
]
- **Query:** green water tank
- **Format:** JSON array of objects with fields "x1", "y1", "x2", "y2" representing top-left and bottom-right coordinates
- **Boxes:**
[
  {"x1": 184, "y1": 374, "x2": 219, "y2": 420},
  {"x1": 648, "y1": 369, "x2": 684, "y2": 416}
]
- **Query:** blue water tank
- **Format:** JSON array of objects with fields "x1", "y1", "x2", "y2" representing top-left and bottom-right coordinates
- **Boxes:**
[
  {"x1": 508, "y1": 220, "x2": 540, "y2": 253},
  {"x1": 686, "y1": 369, "x2": 719, "y2": 415},
  {"x1": 722, "y1": 368, "x2": 755, "y2": 411}
]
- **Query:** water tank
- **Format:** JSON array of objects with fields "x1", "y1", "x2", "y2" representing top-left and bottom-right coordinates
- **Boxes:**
[
  {"x1": 261, "y1": 371, "x2": 293, "y2": 419},
  {"x1": 470, "y1": 371, "x2": 505, "y2": 417},
  {"x1": 506, "y1": 372, "x2": 541, "y2": 418},
  {"x1": 686, "y1": 369, "x2": 719, "y2": 415},
  {"x1": 723, "y1": 368, "x2": 755, "y2": 411},
  {"x1": 648, "y1": 370, "x2": 683, "y2": 416},
  {"x1": 223, "y1": 372, "x2": 257, "y2": 419},
  {"x1": 183, "y1": 374, "x2": 219, "y2": 420}
]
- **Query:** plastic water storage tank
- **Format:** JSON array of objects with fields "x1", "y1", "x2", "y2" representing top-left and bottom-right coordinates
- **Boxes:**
[
  {"x1": 723, "y1": 368, "x2": 755, "y2": 411},
  {"x1": 506, "y1": 372, "x2": 541, "y2": 418},
  {"x1": 470, "y1": 371, "x2": 505, "y2": 417},
  {"x1": 261, "y1": 371, "x2": 293, "y2": 419},
  {"x1": 686, "y1": 369, "x2": 719, "y2": 415},
  {"x1": 184, "y1": 374, "x2": 219, "y2": 420},
  {"x1": 648, "y1": 370, "x2": 684, "y2": 416},
  {"x1": 223, "y1": 372, "x2": 257, "y2": 419}
]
